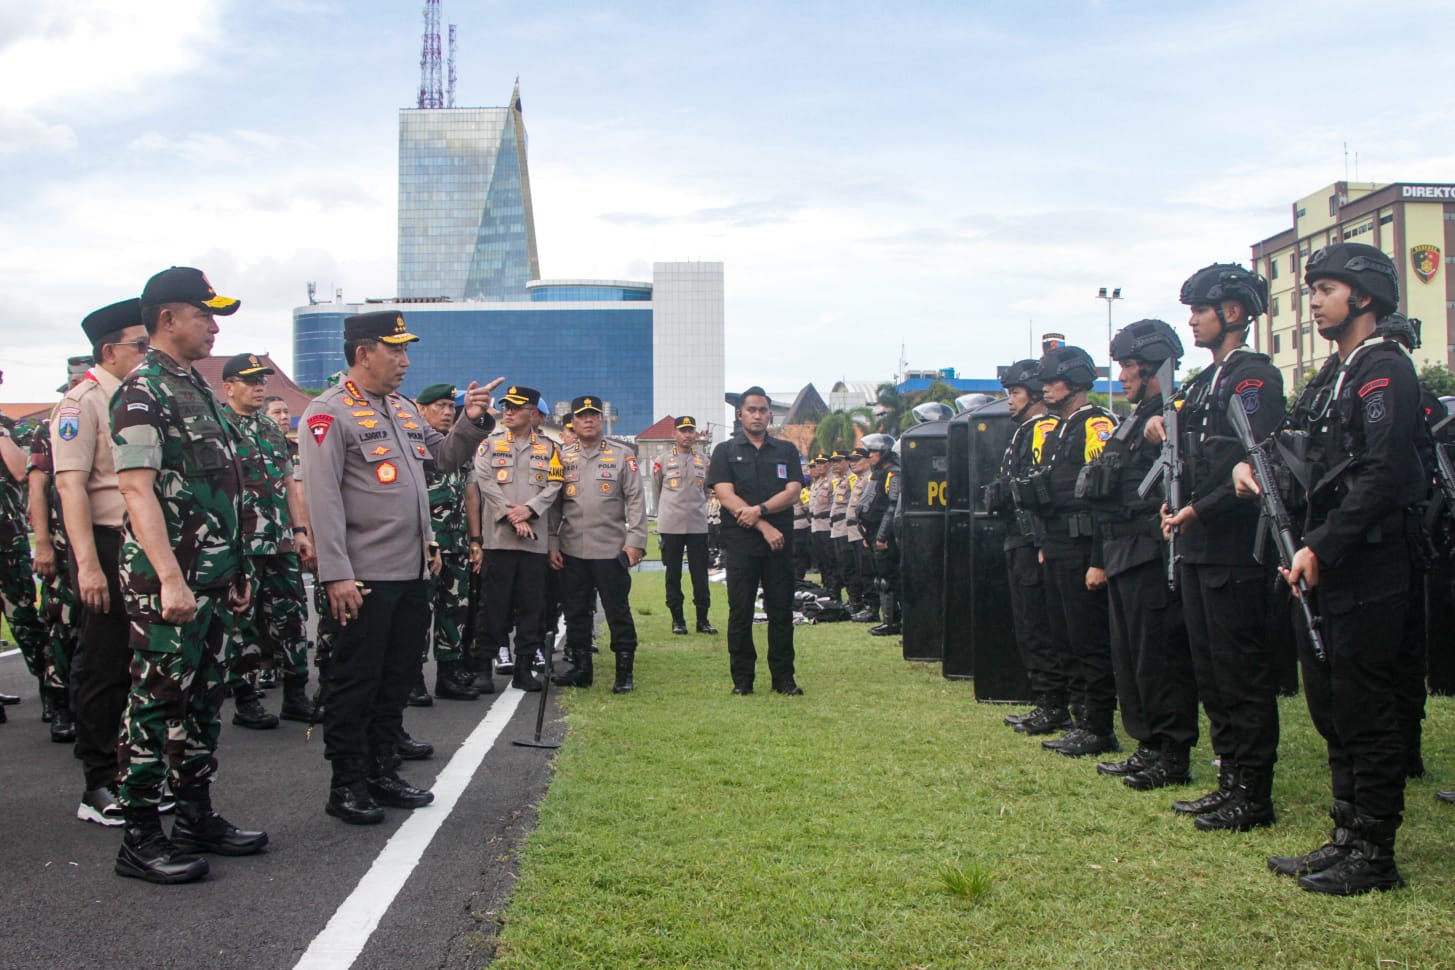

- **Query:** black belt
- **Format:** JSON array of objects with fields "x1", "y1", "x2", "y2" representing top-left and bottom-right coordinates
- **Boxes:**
[
  {"x1": 831, "y1": 514, "x2": 845, "y2": 522},
  {"x1": 1041, "y1": 511, "x2": 1094, "y2": 538},
  {"x1": 813, "y1": 513, "x2": 830, "y2": 520},
  {"x1": 1100, "y1": 518, "x2": 1159, "y2": 539}
]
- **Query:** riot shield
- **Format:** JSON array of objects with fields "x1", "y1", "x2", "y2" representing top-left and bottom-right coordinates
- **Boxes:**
[
  {"x1": 967, "y1": 401, "x2": 1032, "y2": 702},
  {"x1": 942, "y1": 411, "x2": 974, "y2": 678},
  {"x1": 900, "y1": 419, "x2": 949, "y2": 662}
]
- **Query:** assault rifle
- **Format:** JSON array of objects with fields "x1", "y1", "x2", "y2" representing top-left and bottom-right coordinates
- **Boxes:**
[
  {"x1": 1136, "y1": 357, "x2": 1181, "y2": 590},
  {"x1": 1429, "y1": 414, "x2": 1455, "y2": 525},
  {"x1": 1227, "y1": 394, "x2": 1327, "y2": 662}
]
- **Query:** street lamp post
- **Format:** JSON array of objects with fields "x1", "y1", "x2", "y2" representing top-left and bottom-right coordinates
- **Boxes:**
[{"x1": 1097, "y1": 286, "x2": 1123, "y2": 407}]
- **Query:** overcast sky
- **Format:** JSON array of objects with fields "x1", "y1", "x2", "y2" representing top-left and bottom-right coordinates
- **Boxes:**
[{"x1": 3, "y1": 0, "x2": 1453, "y2": 404}]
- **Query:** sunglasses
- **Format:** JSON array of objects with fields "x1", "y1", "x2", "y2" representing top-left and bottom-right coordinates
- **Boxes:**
[{"x1": 109, "y1": 338, "x2": 150, "y2": 352}]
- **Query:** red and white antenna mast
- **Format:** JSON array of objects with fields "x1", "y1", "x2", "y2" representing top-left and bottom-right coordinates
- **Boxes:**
[
  {"x1": 417, "y1": 0, "x2": 443, "y2": 108},
  {"x1": 447, "y1": 23, "x2": 457, "y2": 107}
]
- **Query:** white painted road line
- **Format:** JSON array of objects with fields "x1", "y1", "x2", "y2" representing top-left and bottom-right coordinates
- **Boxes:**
[
  {"x1": 1, "y1": 648, "x2": 19, "y2": 659},
  {"x1": 294, "y1": 689, "x2": 528, "y2": 970}
]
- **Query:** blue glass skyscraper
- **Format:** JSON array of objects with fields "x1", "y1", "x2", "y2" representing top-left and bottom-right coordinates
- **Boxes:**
[{"x1": 397, "y1": 80, "x2": 540, "y2": 301}]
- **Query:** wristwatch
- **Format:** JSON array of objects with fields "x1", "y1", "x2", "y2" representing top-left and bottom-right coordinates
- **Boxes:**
[{"x1": 292, "y1": 526, "x2": 310, "y2": 536}]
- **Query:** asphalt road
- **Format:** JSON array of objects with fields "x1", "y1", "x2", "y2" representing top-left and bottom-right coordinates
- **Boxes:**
[{"x1": 0, "y1": 649, "x2": 564, "y2": 970}]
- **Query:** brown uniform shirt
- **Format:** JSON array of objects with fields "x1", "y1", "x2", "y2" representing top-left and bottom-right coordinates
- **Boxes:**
[
  {"x1": 51, "y1": 367, "x2": 126, "y2": 528},
  {"x1": 651, "y1": 446, "x2": 709, "y2": 535},
  {"x1": 474, "y1": 428, "x2": 563, "y2": 554},
  {"x1": 550, "y1": 437, "x2": 647, "y2": 559}
]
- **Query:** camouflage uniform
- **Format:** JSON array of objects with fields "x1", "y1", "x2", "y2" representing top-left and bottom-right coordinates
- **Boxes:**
[
  {"x1": 110, "y1": 349, "x2": 245, "y2": 809},
  {"x1": 222, "y1": 404, "x2": 308, "y2": 686},
  {"x1": 28, "y1": 417, "x2": 79, "y2": 692},
  {"x1": 425, "y1": 463, "x2": 468, "y2": 664},
  {"x1": 0, "y1": 421, "x2": 46, "y2": 679}
]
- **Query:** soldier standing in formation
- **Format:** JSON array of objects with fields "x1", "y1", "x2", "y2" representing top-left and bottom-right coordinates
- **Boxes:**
[
  {"x1": 1156, "y1": 263, "x2": 1285, "y2": 832},
  {"x1": 110, "y1": 267, "x2": 267, "y2": 883},
  {"x1": 28, "y1": 356, "x2": 90, "y2": 743},
  {"x1": 1086, "y1": 321, "x2": 1198, "y2": 791},
  {"x1": 550, "y1": 396, "x2": 647, "y2": 693},
  {"x1": 416, "y1": 382, "x2": 481, "y2": 702},
  {"x1": 846, "y1": 446, "x2": 878, "y2": 622},
  {"x1": 652, "y1": 415, "x2": 716, "y2": 636},
  {"x1": 808, "y1": 453, "x2": 838, "y2": 596},
  {"x1": 829, "y1": 451, "x2": 861, "y2": 611},
  {"x1": 1253, "y1": 245, "x2": 1424, "y2": 895},
  {"x1": 301, "y1": 311, "x2": 500, "y2": 825},
  {"x1": 0, "y1": 371, "x2": 49, "y2": 721},
  {"x1": 220, "y1": 353, "x2": 316, "y2": 729},
  {"x1": 1032, "y1": 346, "x2": 1119, "y2": 758},
  {"x1": 989, "y1": 360, "x2": 1066, "y2": 735},
  {"x1": 792, "y1": 461, "x2": 812, "y2": 580},
  {"x1": 55, "y1": 304, "x2": 149, "y2": 824}
]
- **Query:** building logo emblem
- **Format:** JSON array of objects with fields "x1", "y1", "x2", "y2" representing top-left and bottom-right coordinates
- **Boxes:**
[{"x1": 1412, "y1": 244, "x2": 1441, "y2": 284}]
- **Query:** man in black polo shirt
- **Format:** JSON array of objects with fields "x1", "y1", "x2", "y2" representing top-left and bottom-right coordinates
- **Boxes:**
[{"x1": 706, "y1": 387, "x2": 804, "y2": 695}]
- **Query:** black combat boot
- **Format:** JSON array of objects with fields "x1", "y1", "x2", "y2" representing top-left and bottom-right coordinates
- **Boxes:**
[
  {"x1": 49, "y1": 687, "x2": 76, "y2": 743},
  {"x1": 1017, "y1": 704, "x2": 1073, "y2": 736},
  {"x1": 433, "y1": 660, "x2": 481, "y2": 701},
  {"x1": 613, "y1": 652, "x2": 635, "y2": 694},
  {"x1": 1298, "y1": 815, "x2": 1405, "y2": 895},
  {"x1": 1056, "y1": 722, "x2": 1120, "y2": 758},
  {"x1": 1172, "y1": 761, "x2": 1235, "y2": 815},
  {"x1": 671, "y1": 610, "x2": 689, "y2": 636},
  {"x1": 1194, "y1": 765, "x2": 1276, "y2": 832},
  {"x1": 169, "y1": 787, "x2": 268, "y2": 856},
  {"x1": 696, "y1": 609, "x2": 718, "y2": 634},
  {"x1": 279, "y1": 679, "x2": 317, "y2": 722},
  {"x1": 116, "y1": 804, "x2": 209, "y2": 884},
  {"x1": 326, "y1": 781, "x2": 385, "y2": 825},
  {"x1": 232, "y1": 682, "x2": 280, "y2": 730},
  {"x1": 366, "y1": 747, "x2": 434, "y2": 809},
  {"x1": 1097, "y1": 744, "x2": 1155, "y2": 777},
  {"x1": 405, "y1": 668, "x2": 433, "y2": 707},
  {"x1": 1269, "y1": 799, "x2": 1357, "y2": 877},
  {"x1": 850, "y1": 606, "x2": 879, "y2": 623},
  {"x1": 396, "y1": 730, "x2": 434, "y2": 760},
  {"x1": 552, "y1": 651, "x2": 593, "y2": 688},
  {"x1": 1124, "y1": 746, "x2": 1192, "y2": 791},
  {"x1": 1003, "y1": 705, "x2": 1039, "y2": 727}
]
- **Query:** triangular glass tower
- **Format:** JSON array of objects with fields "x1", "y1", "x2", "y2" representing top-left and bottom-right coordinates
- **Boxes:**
[{"x1": 397, "y1": 80, "x2": 540, "y2": 301}]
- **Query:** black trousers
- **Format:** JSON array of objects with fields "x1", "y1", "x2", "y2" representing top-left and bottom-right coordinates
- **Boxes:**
[
  {"x1": 1300, "y1": 552, "x2": 1410, "y2": 820},
  {"x1": 323, "y1": 579, "x2": 429, "y2": 785},
  {"x1": 482, "y1": 549, "x2": 548, "y2": 664},
  {"x1": 560, "y1": 555, "x2": 636, "y2": 657},
  {"x1": 854, "y1": 539, "x2": 878, "y2": 608},
  {"x1": 1398, "y1": 564, "x2": 1428, "y2": 770},
  {"x1": 660, "y1": 532, "x2": 710, "y2": 618},
  {"x1": 724, "y1": 543, "x2": 795, "y2": 689},
  {"x1": 793, "y1": 526, "x2": 811, "y2": 579},
  {"x1": 835, "y1": 535, "x2": 862, "y2": 604},
  {"x1": 1006, "y1": 543, "x2": 1066, "y2": 702},
  {"x1": 539, "y1": 562, "x2": 562, "y2": 650},
  {"x1": 812, "y1": 530, "x2": 840, "y2": 597},
  {"x1": 873, "y1": 537, "x2": 900, "y2": 620},
  {"x1": 70, "y1": 527, "x2": 131, "y2": 791},
  {"x1": 1041, "y1": 547, "x2": 1115, "y2": 734},
  {"x1": 1180, "y1": 562, "x2": 1279, "y2": 769},
  {"x1": 1108, "y1": 558, "x2": 1197, "y2": 750}
]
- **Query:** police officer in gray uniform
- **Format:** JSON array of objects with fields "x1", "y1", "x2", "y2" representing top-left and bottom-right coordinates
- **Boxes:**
[
  {"x1": 474, "y1": 385, "x2": 563, "y2": 692},
  {"x1": 549, "y1": 395, "x2": 648, "y2": 693},
  {"x1": 301, "y1": 311, "x2": 502, "y2": 825},
  {"x1": 652, "y1": 415, "x2": 716, "y2": 635}
]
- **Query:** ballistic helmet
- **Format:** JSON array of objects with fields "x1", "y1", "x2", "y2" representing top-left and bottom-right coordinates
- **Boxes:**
[
  {"x1": 1110, "y1": 318, "x2": 1183, "y2": 365},
  {"x1": 1305, "y1": 243, "x2": 1400, "y2": 316},
  {"x1": 860, "y1": 433, "x2": 895, "y2": 455},
  {"x1": 1037, "y1": 345, "x2": 1098, "y2": 388},
  {"x1": 910, "y1": 401, "x2": 954, "y2": 424},
  {"x1": 1376, "y1": 312, "x2": 1422, "y2": 351},
  {"x1": 954, "y1": 393, "x2": 995, "y2": 413},
  {"x1": 1179, "y1": 263, "x2": 1268, "y2": 318},
  {"x1": 999, "y1": 358, "x2": 1044, "y2": 394}
]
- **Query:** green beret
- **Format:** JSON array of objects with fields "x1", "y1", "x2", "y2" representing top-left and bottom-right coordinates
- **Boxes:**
[{"x1": 416, "y1": 383, "x2": 457, "y2": 406}]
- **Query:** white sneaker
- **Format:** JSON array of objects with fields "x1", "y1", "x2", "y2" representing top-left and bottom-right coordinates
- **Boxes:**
[
  {"x1": 532, "y1": 649, "x2": 546, "y2": 670},
  {"x1": 495, "y1": 646, "x2": 514, "y2": 674},
  {"x1": 77, "y1": 784, "x2": 125, "y2": 826}
]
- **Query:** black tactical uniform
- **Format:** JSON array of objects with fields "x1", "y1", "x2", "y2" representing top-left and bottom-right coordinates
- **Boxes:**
[
  {"x1": 1174, "y1": 347, "x2": 1285, "y2": 825},
  {"x1": 1037, "y1": 400, "x2": 1119, "y2": 752},
  {"x1": 1087, "y1": 391, "x2": 1196, "y2": 786},
  {"x1": 1265, "y1": 244, "x2": 1425, "y2": 895},
  {"x1": 987, "y1": 399, "x2": 1066, "y2": 733},
  {"x1": 861, "y1": 450, "x2": 901, "y2": 635}
]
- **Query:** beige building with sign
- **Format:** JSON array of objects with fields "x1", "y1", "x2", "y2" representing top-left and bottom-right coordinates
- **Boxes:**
[{"x1": 1251, "y1": 181, "x2": 1455, "y2": 385}]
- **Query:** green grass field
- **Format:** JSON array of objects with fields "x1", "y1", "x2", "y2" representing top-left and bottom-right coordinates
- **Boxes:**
[{"x1": 488, "y1": 571, "x2": 1455, "y2": 968}]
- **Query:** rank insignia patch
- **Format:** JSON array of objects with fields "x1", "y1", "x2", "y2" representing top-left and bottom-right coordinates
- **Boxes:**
[
  {"x1": 371, "y1": 446, "x2": 390, "y2": 456},
  {"x1": 565, "y1": 483, "x2": 577, "y2": 497},
  {"x1": 358, "y1": 419, "x2": 378, "y2": 429}
]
